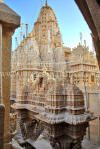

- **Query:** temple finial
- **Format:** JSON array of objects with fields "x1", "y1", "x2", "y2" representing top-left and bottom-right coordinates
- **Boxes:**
[
  {"x1": 41, "y1": 0, "x2": 43, "y2": 7},
  {"x1": 45, "y1": 0, "x2": 48, "y2": 6},
  {"x1": 0, "y1": 0, "x2": 3, "y2": 3}
]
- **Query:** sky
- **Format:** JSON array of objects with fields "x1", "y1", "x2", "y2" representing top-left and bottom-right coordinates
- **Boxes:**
[{"x1": 4, "y1": 0, "x2": 93, "y2": 51}]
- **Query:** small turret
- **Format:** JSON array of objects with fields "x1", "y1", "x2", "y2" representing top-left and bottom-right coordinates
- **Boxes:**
[{"x1": 45, "y1": 0, "x2": 48, "y2": 6}]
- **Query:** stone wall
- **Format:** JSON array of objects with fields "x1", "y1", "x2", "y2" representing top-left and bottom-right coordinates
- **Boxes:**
[{"x1": 88, "y1": 92, "x2": 100, "y2": 143}]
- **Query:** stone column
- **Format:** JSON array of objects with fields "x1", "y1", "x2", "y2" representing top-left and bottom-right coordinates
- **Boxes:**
[
  {"x1": 0, "y1": 23, "x2": 5, "y2": 149},
  {"x1": 0, "y1": 1, "x2": 20, "y2": 148},
  {"x1": 2, "y1": 27, "x2": 14, "y2": 144},
  {"x1": 0, "y1": 24, "x2": 2, "y2": 103}
]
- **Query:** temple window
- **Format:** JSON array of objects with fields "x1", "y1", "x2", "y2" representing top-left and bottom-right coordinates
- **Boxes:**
[
  {"x1": 39, "y1": 77, "x2": 43, "y2": 87},
  {"x1": 91, "y1": 75, "x2": 95, "y2": 82},
  {"x1": 34, "y1": 74, "x2": 37, "y2": 80}
]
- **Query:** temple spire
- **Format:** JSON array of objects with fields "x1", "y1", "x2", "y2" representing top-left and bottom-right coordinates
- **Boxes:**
[
  {"x1": 0, "y1": 0, "x2": 3, "y2": 3},
  {"x1": 45, "y1": 0, "x2": 48, "y2": 6}
]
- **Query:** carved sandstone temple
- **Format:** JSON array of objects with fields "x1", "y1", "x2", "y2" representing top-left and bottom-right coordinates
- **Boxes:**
[
  {"x1": 67, "y1": 44, "x2": 100, "y2": 143},
  {"x1": 11, "y1": 2, "x2": 94, "y2": 149}
]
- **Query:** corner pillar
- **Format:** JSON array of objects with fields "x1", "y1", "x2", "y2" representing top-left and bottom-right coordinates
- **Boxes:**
[{"x1": 2, "y1": 27, "x2": 14, "y2": 144}]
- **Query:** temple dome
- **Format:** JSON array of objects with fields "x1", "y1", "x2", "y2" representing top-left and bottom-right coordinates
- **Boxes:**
[
  {"x1": 13, "y1": 39, "x2": 40, "y2": 68},
  {"x1": 23, "y1": 39, "x2": 40, "y2": 65}
]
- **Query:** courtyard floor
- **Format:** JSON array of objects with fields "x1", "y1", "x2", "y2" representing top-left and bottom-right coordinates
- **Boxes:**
[
  {"x1": 82, "y1": 139, "x2": 100, "y2": 149},
  {"x1": 12, "y1": 138, "x2": 100, "y2": 149}
]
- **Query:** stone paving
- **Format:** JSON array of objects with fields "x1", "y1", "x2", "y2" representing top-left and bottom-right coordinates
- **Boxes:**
[
  {"x1": 12, "y1": 138, "x2": 100, "y2": 149},
  {"x1": 12, "y1": 139, "x2": 24, "y2": 149},
  {"x1": 82, "y1": 139, "x2": 100, "y2": 149}
]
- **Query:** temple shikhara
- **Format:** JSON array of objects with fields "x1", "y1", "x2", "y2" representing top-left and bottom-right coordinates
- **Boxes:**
[{"x1": 0, "y1": 0, "x2": 100, "y2": 149}]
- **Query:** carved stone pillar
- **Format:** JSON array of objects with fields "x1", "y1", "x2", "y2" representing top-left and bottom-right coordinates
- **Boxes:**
[
  {"x1": 50, "y1": 137, "x2": 71, "y2": 149},
  {"x1": 0, "y1": 24, "x2": 2, "y2": 103},
  {"x1": 0, "y1": 1, "x2": 20, "y2": 148},
  {"x1": 2, "y1": 27, "x2": 14, "y2": 144},
  {"x1": 44, "y1": 122, "x2": 87, "y2": 149},
  {"x1": 50, "y1": 136, "x2": 82, "y2": 149},
  {"x1": 45, "y1": 123, "x2": 72, "y2": 149}
]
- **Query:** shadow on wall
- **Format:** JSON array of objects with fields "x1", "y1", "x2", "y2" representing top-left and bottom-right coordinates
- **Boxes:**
[{"x1": 96, "y1": 0, "x2": 100, "y2": 6}]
